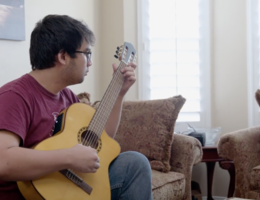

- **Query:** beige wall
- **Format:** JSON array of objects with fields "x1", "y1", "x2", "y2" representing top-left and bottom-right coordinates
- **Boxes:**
[
  {"x1": 213, "y1": 0, "x2": 247, "y2": 196},
  {"x1": 212, "y1": 0, "x2": 248, "y2": 134},
  {"x1": 0, "y1": 0, "x2": 101, "y2": 101},
  {"x1": 193, "y1": 0, "x2": 248, "y2": 197},
  {"x1": 98, "y1": 0, "x2": 138, "y2": 101},
  {"x1": 0, "y1": 0, "x2": 249, "y2": 197},
  {"x1": 0, "y1": 0, "x2": 138, "y2": 101}
]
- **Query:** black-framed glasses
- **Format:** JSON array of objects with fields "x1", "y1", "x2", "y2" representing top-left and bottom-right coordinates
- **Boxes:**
[{"x1": 75, "y1": 50, "x2": 92, "y2": 63}]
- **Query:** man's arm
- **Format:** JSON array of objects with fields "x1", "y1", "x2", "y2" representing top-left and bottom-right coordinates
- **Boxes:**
[
  {"x1": 0, "y1": 130, "x2": 100, "y2": 181},
  {"x1": 105, "y1": 63, "x2": 136, "y2": 138}
]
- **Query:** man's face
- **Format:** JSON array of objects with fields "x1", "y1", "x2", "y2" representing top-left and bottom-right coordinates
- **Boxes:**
[{"x1": 65, "y1": 40, "x2": 92, "y2": 85}]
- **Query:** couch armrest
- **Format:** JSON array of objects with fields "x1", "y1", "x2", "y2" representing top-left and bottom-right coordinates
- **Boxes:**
[
  {"x1": 217, "y1": 126, "x2": 260, "y2": 197},
  {"x1": 170, "y1": 134, "x2": 202, "y2": 200}
]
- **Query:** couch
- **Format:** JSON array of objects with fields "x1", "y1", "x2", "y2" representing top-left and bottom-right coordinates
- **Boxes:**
[
  {"x1": 78, "y1": 92, "x2": 203, "y2": 200},
  {"x1": 217, "y1": 89, "x2": 260, "y2": 199}
]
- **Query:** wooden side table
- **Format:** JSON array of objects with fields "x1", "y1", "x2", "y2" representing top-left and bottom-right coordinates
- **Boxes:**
[{"x1": 202, "y1": 146, "x2": 235, "y2": 200}]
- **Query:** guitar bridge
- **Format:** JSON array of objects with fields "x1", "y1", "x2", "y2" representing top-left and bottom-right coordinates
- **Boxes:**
[{"x1": 59, "y1": 169, "x2": 93, "y2": 195}]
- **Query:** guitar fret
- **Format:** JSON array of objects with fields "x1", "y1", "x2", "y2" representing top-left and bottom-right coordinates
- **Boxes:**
[{"x1": 87, "y1": 62, "x2": 126, "y2": 138}]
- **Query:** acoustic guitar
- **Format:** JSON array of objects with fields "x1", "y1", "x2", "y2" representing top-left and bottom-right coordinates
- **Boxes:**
[{"x1": 17, "y1": 42, "x2": 137, "y2": 200}]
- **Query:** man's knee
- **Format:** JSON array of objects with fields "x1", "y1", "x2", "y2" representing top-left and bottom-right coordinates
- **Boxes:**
[{"x1": 121, "y1": 151, "x2": 151, "y2": 172}]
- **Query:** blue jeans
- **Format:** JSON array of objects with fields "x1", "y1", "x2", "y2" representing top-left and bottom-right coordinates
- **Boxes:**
[{"x1": 109, "y1": 151, "x2": 153, "y2": 200}]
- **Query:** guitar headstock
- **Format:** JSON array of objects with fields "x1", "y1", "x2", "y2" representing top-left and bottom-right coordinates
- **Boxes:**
[{"x1": 114, "y1": 42, "x2": 137, "y2": 64}]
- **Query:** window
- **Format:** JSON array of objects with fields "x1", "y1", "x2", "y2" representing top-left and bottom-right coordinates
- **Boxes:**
[
  {"x1": 247, "y1": 0, "x2": 260, "y2": 127},
  {"x1": 137, "y1": 0, "x2": 211, "y2": 130}
]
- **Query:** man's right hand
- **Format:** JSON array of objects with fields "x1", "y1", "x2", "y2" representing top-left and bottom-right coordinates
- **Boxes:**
[{"x1": 68, "y1": 144, "x2": 100, "y2": 173}]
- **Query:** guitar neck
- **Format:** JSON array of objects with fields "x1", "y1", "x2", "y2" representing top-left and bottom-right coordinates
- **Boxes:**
[{"x1": 87, "y1": 61, "x2": 127, "y2": 137}]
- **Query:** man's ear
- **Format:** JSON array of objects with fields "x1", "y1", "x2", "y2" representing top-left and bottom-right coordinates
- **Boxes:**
[{"x1": 57, "y1": 50, "x2": 69, "y2": 65}]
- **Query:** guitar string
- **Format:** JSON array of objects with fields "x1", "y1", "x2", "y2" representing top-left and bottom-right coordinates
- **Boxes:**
[
  {"x1": 85, "y1": 71, "x2": 124, "y2": 149},
  {"x1": 81, "y1": 73, "x2": 118, "y2": 145},
  {"x1": 69, "y1": 54, "x2": 133, "y2": 180},
  {"x1": 71, "y1": 62, "x2": 125, "y2": 179},
  {"x1": 65, "y1": 51, "x2": 130, "y2": 180},
  {"x1": 91, "y1": 58, "x2": 127, "y2": 139},
  {"x1": 75, "y1": 57, "x2": 135, "y2": 180},
  {"x1": 82, "y1": 61, "x2": 125, "y2": 147},
  {"x1": 73, "y1": 52, "x2": 131, "y2": 179},
  {"x1": 94, "y1": 69, "x2": 123, "y2": 137},
  {"x1": 89, "y1": 61, "x2": 124, "y2": 135},
  {"x1": 82, "y1": 62, "x2": 123, "y2": 146}
]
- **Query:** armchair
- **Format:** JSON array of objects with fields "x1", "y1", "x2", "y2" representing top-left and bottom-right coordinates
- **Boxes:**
[
  {"x1": 218, "y1": 126, "x2": 260, "y2": 199},
  {"x1": 218, "y1": 89, "x2": 260, "y2": 199},
  {"x1": 77, "y1": 92, "x2": 202, "y2": 200}
]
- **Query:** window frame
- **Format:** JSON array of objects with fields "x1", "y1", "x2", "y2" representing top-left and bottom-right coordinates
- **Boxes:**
[
  {"x1": 247, "y1": 0, "x2": 260, "y2": 127},
  {"x1": 137, "y1": 0, "x2": 212, "y2": 130}
]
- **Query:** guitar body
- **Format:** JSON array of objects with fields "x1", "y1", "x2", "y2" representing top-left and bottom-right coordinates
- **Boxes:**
[{"x1": 17, "y1": 103, "x2": 121, "y2": 200}]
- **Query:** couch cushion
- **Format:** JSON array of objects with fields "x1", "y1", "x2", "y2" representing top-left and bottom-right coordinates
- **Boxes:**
[
  {"x1": 152, "y1": 170, "x2": 185, "y2": 200},
  {"x1": 115, "y1": 96, "x2": 186, "y2": 172}
]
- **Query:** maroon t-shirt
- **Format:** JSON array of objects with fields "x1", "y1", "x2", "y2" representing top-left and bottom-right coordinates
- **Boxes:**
[{"x1": 0, "y1": 74, "x2": 79, "y2": 200}]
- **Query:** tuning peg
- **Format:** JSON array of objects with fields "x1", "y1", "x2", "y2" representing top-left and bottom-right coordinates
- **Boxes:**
[
  {"x1": 118, "y1": 45, "x2": 123, "y2": 50},
  {"x1": 114, "y1": 55, "x2": 119, "y2": 59},
  {"x1": 116, "y1": 50, "x2": 119, "y2": 55}
]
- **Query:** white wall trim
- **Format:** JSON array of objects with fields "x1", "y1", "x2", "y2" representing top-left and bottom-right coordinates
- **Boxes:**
[
  {"x1": 200, "y1": 0, "x2": 211, "y2": 129},
  {"x1": 247, "y1": 0, "x2": 260, "y2": 127},
  {"x1": 137, "y1": 0, "x2": 150, "y2": 100}
]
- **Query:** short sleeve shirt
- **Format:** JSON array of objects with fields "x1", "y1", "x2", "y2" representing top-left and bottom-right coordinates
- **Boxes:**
[{"x1": 0, "y1": 74, "x2": 79, "y2": 199}]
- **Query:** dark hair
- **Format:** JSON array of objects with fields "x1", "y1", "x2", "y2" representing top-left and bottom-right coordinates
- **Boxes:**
[{"x1": 29, "y1": 15, "x2": 95, "y2": 70}]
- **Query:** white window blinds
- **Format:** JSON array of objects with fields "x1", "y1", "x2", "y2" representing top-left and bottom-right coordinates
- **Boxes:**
[{"x1": 138, "y1": 0, "x2": 211, "y2": 128}]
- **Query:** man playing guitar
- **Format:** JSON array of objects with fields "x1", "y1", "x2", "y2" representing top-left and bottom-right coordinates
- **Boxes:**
[{"x1": 0, "y1": 14, "x2": 153, "y2": 200}]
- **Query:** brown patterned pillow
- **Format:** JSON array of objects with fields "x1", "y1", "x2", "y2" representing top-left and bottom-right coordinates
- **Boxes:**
[
  {"x1": 115, "y1": 95, "x2": 186, "y2": 172},
  {"x1": 77, "y1": 92, "x2": 91, "y2": 105}
]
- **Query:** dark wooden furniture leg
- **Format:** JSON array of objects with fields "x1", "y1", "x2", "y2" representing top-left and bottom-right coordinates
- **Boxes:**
[
  {"x1": 206, "y1": 162, "x2": 215, "y2": 200},
  {"x1": 202, "y1": 147, "x2": 233, "y2": 200},
  {"x1": 219, "y1": 160, "x2": 235, "y2": 197}
]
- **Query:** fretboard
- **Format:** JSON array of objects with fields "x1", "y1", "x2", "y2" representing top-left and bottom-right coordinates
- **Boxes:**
[{"x1": 86, "y1": 61, "x2": 127, "y2": 138}]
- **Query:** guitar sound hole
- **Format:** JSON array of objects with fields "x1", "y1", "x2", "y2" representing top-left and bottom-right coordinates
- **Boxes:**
[{"x1": 81, "y1": 130, "x2": 99, "y2": 149}]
